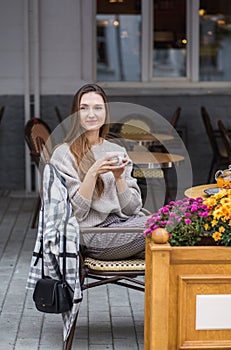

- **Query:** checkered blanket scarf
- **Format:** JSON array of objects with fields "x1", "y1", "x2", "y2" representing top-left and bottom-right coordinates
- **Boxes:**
[{"x1": 26, "y1": 163, "x2": 82, "y2": 342}]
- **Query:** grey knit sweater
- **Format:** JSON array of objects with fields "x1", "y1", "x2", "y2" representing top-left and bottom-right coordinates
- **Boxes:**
[{"x1": 50, "y1": 140, "x2": 142, "y2": 228}]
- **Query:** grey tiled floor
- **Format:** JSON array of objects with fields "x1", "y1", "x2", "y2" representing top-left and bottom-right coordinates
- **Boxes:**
[{"x1": 0, "y1": 192, "x2": 144, "y2": 350}]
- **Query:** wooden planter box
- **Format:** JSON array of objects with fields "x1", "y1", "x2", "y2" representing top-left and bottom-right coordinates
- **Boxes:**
[{"x1": 144, "y1": 241, "x2": 231, "y2": 350}]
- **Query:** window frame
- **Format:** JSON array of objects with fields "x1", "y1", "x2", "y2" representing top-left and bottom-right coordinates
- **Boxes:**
[{"x1": 82, "y1": 0, "x2": 231, "y2": 91}]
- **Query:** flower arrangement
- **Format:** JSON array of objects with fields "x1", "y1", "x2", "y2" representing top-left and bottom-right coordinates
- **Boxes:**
[
  {"x1": 203, "y1": 188, "x2": 231, "y2": 246},
  {"x1": 144, "y1": 189, "x2": 231, "y2": 246},
  {"x1": 144, "y1": 197, "x2": 209, "y2": 246}
]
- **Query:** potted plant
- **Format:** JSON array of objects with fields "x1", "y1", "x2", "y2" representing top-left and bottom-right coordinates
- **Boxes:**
[
  {"x1": 144, "y1": 189, "x2": 231, "y2": 350},
  {"x1": 144, "y1": 189, "x2": 231, "y2": 246}
]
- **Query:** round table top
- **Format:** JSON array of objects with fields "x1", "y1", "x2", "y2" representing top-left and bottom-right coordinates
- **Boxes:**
[
  {"x1": 128, "y1": 151, "x2": 184, "y2": 169},
  {"x1": 184, "y1": 183, "x2": 218, "y2": 199},
  {"x1": 120, "y1": 132, "x2": 174, "y2": 142}
]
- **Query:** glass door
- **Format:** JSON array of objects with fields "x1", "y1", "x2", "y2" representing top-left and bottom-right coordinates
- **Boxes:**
[
  {"x1": 96, "y1": 0, "x2": 142, "y2": 81},
  {"x1": 152, "y1": 0, "x2": 187, "y2": 78}
]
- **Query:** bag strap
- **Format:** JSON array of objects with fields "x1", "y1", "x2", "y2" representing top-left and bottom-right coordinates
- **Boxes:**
[
  {"x1": 40, "y1": 206, "x2": 45, "y2": 279},
  {"x1": 62, "y1": 197, "x2": 71, "y2": 283},
  {"x1": 40, "y1": 163, "x2": 70, "y2": 283}
]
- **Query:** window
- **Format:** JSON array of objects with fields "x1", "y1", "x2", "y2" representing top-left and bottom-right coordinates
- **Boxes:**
[
  {"x1": 153, "y1": 0, "x2": 187, "y2": 78},
  {"x1": 199, "y1": 0, "x2": 231, "y2": 81},
  {"x1": 96, "y1": 0, "x2": 141, "y2": 81},
  {"x1": 95, "y1": 0, "x2": 231, "y2": 84}
]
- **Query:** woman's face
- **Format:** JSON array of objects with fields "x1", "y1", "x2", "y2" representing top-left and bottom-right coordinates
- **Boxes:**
[{"x1": 79, "y1": 92, "x2": 106, "y2": 132}]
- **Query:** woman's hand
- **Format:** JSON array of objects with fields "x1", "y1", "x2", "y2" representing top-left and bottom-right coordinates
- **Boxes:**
[
  {"x1": 79, "y1": 154, "x2": 128, "y2": 199},
  {"x1": 88, "y1": 154, "x2": 128, "y2": 178},
  {"x1": 110, "y1": 159, "x2": 127, "y2": 179},
  {"x1": 78, "y1": 157, "x2": 118, "y2": 200},
  {"x1": 102, "y1": 153, "x2": 128, "y2": 193}
]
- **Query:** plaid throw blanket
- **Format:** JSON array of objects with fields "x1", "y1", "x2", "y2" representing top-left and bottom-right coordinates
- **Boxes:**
[{"x1": 26, "y1": 163, "x2": 82, "y2": 342}]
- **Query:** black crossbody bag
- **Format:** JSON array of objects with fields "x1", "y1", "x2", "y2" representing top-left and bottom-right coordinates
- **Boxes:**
[{"x1": 33, "y1": 207, "x2": 74, "y2": 314}]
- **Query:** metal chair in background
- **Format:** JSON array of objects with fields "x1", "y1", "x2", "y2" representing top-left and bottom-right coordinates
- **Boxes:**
[
  {"x1": 217, "y1": 119, "x2": 231, "y2": 161},
  {"x1": 170, "y1": 106, "x2": 181, "y2": 130},
  {"x1": 152, "y1": 106, "x2": 182, "y2": 153},
  {"x1": 201, "y1": 106, "x2": 230, "y2": 183},
  {"x1": 0, "y1": 105, "x2": 5, "y2": 124},
  {"x1": 54, "y1": 106, "x2": 67, "y2": 134},
  {"x1": 24, "y1": 117, "x2": 52, "y2": 227}
]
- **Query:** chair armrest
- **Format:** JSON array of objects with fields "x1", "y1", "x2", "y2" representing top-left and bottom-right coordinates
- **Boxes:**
[
  {"x1": 141, "y1": 208, "x2": 151, "y2": 215},
  {"x1": 80, "y1": 227, "x2": 145, "y2": 234}
]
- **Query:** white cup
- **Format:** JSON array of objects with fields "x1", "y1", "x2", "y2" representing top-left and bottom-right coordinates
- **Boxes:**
[{"x1": 106, "y1": 151, "x2": 125, "y2": 166}]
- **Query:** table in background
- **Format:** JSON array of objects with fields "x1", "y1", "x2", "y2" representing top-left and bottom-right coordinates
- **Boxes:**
[
  {"x1": 128, "y1": 151, "x2": 184, "y2": 169},
  {"x1": 184, "y1": 183, "x2": 218, "y2": 199},
  {"x1": 128, "y1": 151, "x2": 185, "y2": 210},
  {"x1": 121, "y1": 132, "x2": 173, "y2": 146}
]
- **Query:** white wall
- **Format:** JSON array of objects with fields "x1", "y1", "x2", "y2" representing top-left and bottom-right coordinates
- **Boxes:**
[
  {"x1": 40, "y1": 0, "x2": 83, "y2": 94},
  {"x1": 0, "y1": 0, "x2": 24, "y2": 94},
  {"x1": 0, "y1": 0, "x2": 85, "y2": 95}
]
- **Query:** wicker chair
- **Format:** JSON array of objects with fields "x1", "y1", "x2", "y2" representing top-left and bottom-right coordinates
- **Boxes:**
[
  {"x1": 24, "y1": 117, "x2": 52, "y2": 227},
  {"x1": 65, "y1": 218, "x2": 149, "y2": 350},
  {"x1": 79, "y1": 223, "x2": 148, "y2": 292}
]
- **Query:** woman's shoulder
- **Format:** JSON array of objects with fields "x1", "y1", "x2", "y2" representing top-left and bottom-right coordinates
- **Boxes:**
[
  {"x1": 102, "y1": 139, "x2": 126, "y2": 152},
  {"x1": 51, "y1": 142, "x2": 71, "y2": 161}
]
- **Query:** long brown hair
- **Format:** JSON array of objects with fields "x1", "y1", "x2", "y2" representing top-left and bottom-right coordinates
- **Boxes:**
[{"x1": 66, "y1": 84, "x2": 110, "y2": 197}]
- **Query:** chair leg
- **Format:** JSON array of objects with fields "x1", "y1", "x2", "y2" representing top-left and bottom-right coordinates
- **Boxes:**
[
  {"x1": 31, "y1": 195, "x2": 41, "y2": 228},
  {"x1": 163, "y1": 168, "x2": 170, "y2": 204},
  {"x1": 63, "y1": 315, "x2": 77, "y2": 350},
  {"x1": 207, "y1": 158, "x2": 216, "y2": 184}
]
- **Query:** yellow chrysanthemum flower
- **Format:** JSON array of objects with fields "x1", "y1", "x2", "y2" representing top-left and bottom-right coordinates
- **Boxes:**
[
  {"x1": 203, "y1": 197, "x2": 216, "y2": 208},
  {"x1": 211, "y1": 219, "x2": 218, "y2": 227},
  {"x1": 212, "y1": 231, "x2": 222, "y2": 241},
  {"x1": 220, "y1": 197, "x2": 231, "y2": 205},
  {"x1": 224, "y1": 211, "x2": 231, "y2": 220},
  {"x1": 221, "y1": 204, "x2": 231, "y2": 213},
  {"x1": 213, "y1": 210, "x2": 223, "y2": 220},
  {"x1": 219, "y1": 226, "x2": 225, "y2": 233},
  {"x1": 221, "y1": 217, "x2": 227, "y2": 223},
  {"x1": 204, "y1": 223, "x2": 210, "y2": 231}
]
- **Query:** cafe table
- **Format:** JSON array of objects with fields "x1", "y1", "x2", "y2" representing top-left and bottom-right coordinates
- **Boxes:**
[
  {"x1": 120, "y1": 132, "x2": 173, "y2": 145},
  {"x1": 184, "y1": 183, "x2": 218, "y2": 199},
  {"x1": 128, "y1": 151, "x2": 184, "y2": 169},
  {"x1": 120, "y1": 132, "x2": 173, "y2": 146},
  {"x1": 128, "y1": 151, "x2": 185, "y2": 209}
]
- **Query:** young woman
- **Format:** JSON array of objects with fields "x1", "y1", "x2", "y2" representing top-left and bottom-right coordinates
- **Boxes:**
[{"x1": 50, "y1": 83, "x2": 149, "y2": 260}]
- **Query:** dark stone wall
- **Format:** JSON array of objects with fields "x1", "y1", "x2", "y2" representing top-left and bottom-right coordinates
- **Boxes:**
[{"x1": 0, "y1": 96, "x2": 25, "y2": 190}]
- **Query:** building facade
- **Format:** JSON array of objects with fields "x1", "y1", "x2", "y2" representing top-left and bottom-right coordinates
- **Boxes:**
[{"x1": 0, "y1": 0, "x2": 231, "y2": 190}]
